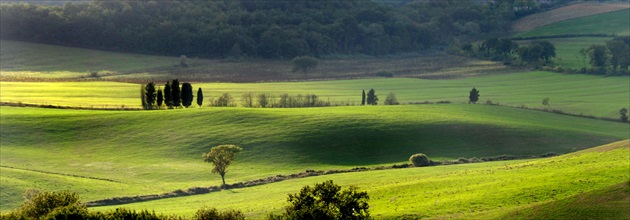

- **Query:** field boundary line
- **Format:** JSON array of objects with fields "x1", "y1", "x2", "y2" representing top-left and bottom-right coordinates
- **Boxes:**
[
  {"x1": 85, "y1": 153, "x2": 560, "y2": 207},
  {"x1": 0, "y1": 165, "x2": 121, "y2": 183}
]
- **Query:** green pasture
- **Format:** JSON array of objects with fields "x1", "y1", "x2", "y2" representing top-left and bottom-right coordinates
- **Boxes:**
[
  {"x1": 2, "y1": 71, "x2": 628, "y2": 118},
  {"x1": 517, "y1": 37, "x2": 615, "y2": 70},
  {"x1": 1, "y1": 104, "x2": 628, "y2": 211},
  {"x1": 0, "y1": 40, "x2": 178, "y2": 78},
  {"x1": 91, "y1": 141, "x2": 629, "y2": 219},
  {"x1": 517, "y1": 9, "x2": 630, "y2": 38}
]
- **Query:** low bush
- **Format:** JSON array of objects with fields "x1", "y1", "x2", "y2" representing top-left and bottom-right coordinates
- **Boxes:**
[
  {"x1": 195, "y1": 207, "x2": 245, "y2": 220},
  {"x1": 409, "y1": 153, "x2": 431, "y2": 167}
]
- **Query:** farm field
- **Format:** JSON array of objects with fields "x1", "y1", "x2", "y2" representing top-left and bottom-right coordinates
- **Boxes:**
[
  {"x1": 2, "y1": 71, "x2": 628, "y2": 118},
  {"x1": 1, "y1": 104, "x2": 628, "y2": 212},
  {"x1": 516, "y1": 8, "x2": 630, "y2": 38},
  {"x1": 512, "y1": 3, "x2": 630, "y2": 33},
  {"x1": 0, "y1": 40, "x2": 507, "y2": 82},
  {"x1": 89, "y1": 140, "x2": 629, "y2": 219}
]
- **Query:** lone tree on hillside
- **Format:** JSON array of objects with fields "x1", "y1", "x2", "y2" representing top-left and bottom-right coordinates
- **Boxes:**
[
  {"x1": 384, "y1": 92, "x2": 399, "y2": 105},
  {"x1": 271, "y1": 180, "x2": 370, "y2": 219},
  {"x1": 361, "y1": 90, "x2": 366, "y2": 106},
  {"x1": 197, "y1": 88, "x2": 204, "y2": 107},
  {"x1": 366, "y1": 89, "x2": 378, "y2": 105},
  {"x1": 144, "y1": 82, "x2": 156, "y2": 109},
  {"x1": 291, "y1": 56, "x2": 318, "y2": 75},
  {"x1": 620, "y1": 108, "x2": 628, "y2": 122},
  {"x1": 203, "y1": 145, "x2": 243, "y2": 188},
  {"x1": 469, "y1": 87, "x2": 480, "y2": 104},
  {"x1": 171, "y1": 79, "x2": 181, "y2": 107},
  {"x1": 181, "y1": 83, "x2": 193, "y2": 108}
]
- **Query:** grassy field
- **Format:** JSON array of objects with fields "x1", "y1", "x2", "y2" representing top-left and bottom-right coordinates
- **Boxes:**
[
  {"x1": 2, "y1": 71, "x2": 628, "y2": 118},
  {"x1": 89, "y1": 140, "x2": 629, "y2": 219},
  {"x1": 517, "y1": 37, "x2": 614, "y2": 70},
  {"x1": 0, "y1": 40, "x2": 506, "y2": 82},
  {"x1": 517, "y1": 9, "x2": 630, "y2": 38},
  {"x1": 513, "y1": 3, "x2": 629, "y2": 33},
  {"x1": 1, "y1": 104, "x2": 628, "y2": 212}
]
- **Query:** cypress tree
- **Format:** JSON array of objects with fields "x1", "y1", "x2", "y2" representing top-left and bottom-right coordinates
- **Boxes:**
[
  {"x1": 164, "y1": 82, "x2": 173, "y2": 108},
  {"x1": 197, "y1": 88, "x2": 204, "y2": 107},
  {"x1": 157, "y1": 89, "x2": 164, "y2": 108},
  {"x1": 361, "y1": 90, "x2": 366, "y2": 106},
  {"x1": 181, "y1": 82, "x2": 193, "y2": 108},
  {"x1": 144, "y1": 82, "x2": 156, "y2": 109},
  {"x1": 141, "y1": 85, "x2": 147, "y2": 109},
  {"x1": 171, "y1": 79, "x2": 181, "y2": 107}
]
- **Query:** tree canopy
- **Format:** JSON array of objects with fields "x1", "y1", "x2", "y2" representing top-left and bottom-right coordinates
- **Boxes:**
[
  {"x1": 202, "y1": 145, "x2": 243, "y2": 187},
  {"x1": 0, "y1": 0, "x2": 521, "y2": 58}
]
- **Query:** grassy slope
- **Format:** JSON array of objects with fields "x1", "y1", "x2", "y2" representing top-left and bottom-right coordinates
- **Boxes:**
[
  {"x1": 1, "y1": 105, "x2": 628, "y2": 211},
  {"x1": 0, "y1": 40, "x2": 179, "y2": 78},
  {"x1": 517, "y1": 9, "x2": 630, "y2": 37},
  {"x1": 2, "y1": 71, "x2": 629, "y2": 118},
  {"x1": 497, "y1": 181, "x2": 629, "y2": 219},
  {"x1": 515, "y1": 9, "x2": 630, "y2": 69},
  {"x1": 0, "y1": 40, "x2": 506, "y2": 82},
  {"x1": 91, "y1": 140, "x2": 629, "y2": 219}
]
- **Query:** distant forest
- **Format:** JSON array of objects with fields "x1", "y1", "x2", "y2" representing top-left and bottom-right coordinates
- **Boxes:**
[{"x1": 0, "y1": 0, "x2": 568, "y2": 59}]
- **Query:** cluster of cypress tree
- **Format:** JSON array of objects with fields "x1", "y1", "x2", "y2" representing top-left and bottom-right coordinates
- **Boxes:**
[{"x1": 142, "y1": 79, "x2": 202, "y2": 109}]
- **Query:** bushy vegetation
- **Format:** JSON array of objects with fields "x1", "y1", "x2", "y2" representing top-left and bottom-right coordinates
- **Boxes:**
[
  {"x1": 0, "y1": 0, "x2": 522, "y2": 58},
  {"x1": 0, "y1": 190, "x2": 244, "y2": 220},
  {"x1": 268, "y1": 180, "x2": 370, "y2": 220},
  {"x1": 409, "y1": 153, "x2": 431, "y2": 167}
]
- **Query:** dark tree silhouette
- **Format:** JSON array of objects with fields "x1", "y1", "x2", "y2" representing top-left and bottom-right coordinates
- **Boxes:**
[
  {"x1": 144, "y1": 82, "x2": 156, "y2": 109},
  {"x1": 361, "y1": 90, "x2": 366, "y2": 106},
  {"x1": 620, "y1": 108, "x2": 628, "y2": 122},
  {"x1": 291, "y1": 56, "x2": 318, "y2": 74},
  {"x1": 164, "y1": 82, "x2": 173, "y2": 108},
  {"x1": 171, "y1": 79, "x2": 181, "y2": 107},
  {"x1": 181, "y1": 83, "x2": 193, "y2": 108},
  {"x1": 469, "y1": 87, "x2": 480, "y2": 104},
  {"x1": 197, "y1": 88, "x2": 204, "y2": 107},
  {"x1": 157, "y1": 89, "x2": 163, "y2": 108},
  {"x1": 366, "y1": 88, "x2": 378, "y2": 105}
]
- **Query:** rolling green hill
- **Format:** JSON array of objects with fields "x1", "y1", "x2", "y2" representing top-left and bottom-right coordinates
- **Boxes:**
[
  {"x1": 1, "y1": 104, "x2": 628, "y2": 212},
  {"x1": 2, "y1": 71, "x2": 628, "y2": 118},
  {"x1": 90, "y1": 140, "x2": 629, "y2": 219}
]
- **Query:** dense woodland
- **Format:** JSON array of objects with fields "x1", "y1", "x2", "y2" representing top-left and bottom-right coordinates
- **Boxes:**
[{"x1": 0, "y1": 0, "x2": 566, "y2": 59}]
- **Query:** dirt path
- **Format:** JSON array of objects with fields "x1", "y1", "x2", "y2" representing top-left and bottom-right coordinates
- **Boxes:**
[{"x1": 512, "y1": 3, "x2": 630, "y2": 32}]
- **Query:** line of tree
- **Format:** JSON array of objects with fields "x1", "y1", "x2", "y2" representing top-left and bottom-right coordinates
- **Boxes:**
[
  {"x1": 577, "y1": 37, "x2": 630, "y2": 75},
  {"x1": 142, "y1": 79, "x2": 197, "y2": 109},
  {"x1": 0, "y1": 0, "x2": 526, "y2": 58},
  {"x1": 463, "y1": 38, "x2": 556, "y2": 66}
]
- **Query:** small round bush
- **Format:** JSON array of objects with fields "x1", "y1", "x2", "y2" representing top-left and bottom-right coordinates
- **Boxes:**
[{"x1": 409, "y1": 153, "x2": 431, "y2": 167}]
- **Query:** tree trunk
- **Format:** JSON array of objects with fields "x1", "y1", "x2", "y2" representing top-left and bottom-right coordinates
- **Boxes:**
[{"x1": 221, "y1": 174, "x2": 226, "y2": 188}]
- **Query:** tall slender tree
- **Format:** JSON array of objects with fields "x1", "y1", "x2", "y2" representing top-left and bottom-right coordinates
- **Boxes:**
[
  {"x1": 144, "y1": 82, "x2": 157, "y2": 109},
  {"x1": 164, "y1": 82, "x2": 173, "y2": 108},
  {"x1": 197, "y1": 88, "x2": 204, "y2": 107},
  {"x1": 171, "y1": 79, "x2": 181, "y2": 107},
  {"x1": 361, "y1": 90, "x2": 366, "y2": 106},
  {"x1": 181, "y1": 82, "x2": 193, "y2": 108},
  {"x1": 157, "y1": 89, "x2": 164, "y2": 108}
]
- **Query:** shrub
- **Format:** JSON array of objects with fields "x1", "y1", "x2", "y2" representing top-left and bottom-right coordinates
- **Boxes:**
[
  {"x1": 272, "y1": 180, "x2": 370, "y2": 220},
  {"x1": 409, "y1": 153, "x2": 431, "y2": 167},
  {"x1": 195, "y1": 207, "x2": 245, "y2": 220},
  {"x1": 375, "y1": 71, "x2": 394, "y2": 77},
  {"x1": 19, "y1": 191, "x2": 82, "y2": 218}
]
